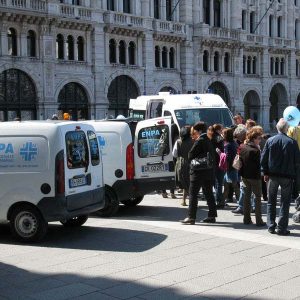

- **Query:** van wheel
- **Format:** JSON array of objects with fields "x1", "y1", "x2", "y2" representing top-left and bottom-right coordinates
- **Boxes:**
[
  {"x1": 121, "y1": 196, "x2": 144, "y2": 207},
  {"x1": 10, "y1": 205, "x2": 48, "y2": 242},
  {"x1": 60, "y1": 215, "x2": 88, "y2": 227},
  {"x1": 96, "y1": 189, "x2": 119, "y2": 217}
]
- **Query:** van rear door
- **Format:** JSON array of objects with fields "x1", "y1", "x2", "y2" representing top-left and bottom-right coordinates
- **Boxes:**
[
  {"x1": 64, "y1": 128, "x2": 101, "y2": 210},
  {"x1": 134, "y1": 117, "x2": 175, "y2": 192}
]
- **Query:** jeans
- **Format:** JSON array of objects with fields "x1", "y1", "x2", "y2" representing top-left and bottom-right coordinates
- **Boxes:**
[
  {"x1": 238, "y1": 184, "x2": 255, "y2": 210},
  {"x1": 267, "y1": 176, "x2": 293, "y2": 232},
  {"x1": 214, "y1": 168, "x2": 224, "y2": 204},
  {"x1": 242, "y1": 178, "x2": 263, "y2": 224},
  {"x1": 188, "y1": 179, "x2": 217, "y2": 220}
]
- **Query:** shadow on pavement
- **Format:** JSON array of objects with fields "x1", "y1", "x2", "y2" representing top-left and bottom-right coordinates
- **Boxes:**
[
  {"x1": 0, "y1": 224, "x2": 167, "y2": 252},
  {"x1": 0, "y1": 262, "x2": 267, "y2": 300}
]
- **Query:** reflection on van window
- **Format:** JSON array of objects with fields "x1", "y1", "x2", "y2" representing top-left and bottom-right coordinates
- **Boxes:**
[
  {"x1": 175, "y1": 108, "x2": 233, "y2": 128},
  {"x1": 138, "y1": 125, "x2": 170, "y2": 158},
  {"x1": 129, "y1": 110, "x2": 145, "y2": 121},
  {"x1": 87, "y1": 131, "x2": 100, "y2": 166},
  {"x1": 66, "y1": 131, "x2": 89, "y2": 169}
]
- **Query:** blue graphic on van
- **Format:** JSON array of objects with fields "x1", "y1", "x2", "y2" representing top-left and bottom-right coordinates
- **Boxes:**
[
  {"x1": 20, "y1": 142, "x2": 38, "y2": 161},
  {"x1": 98, "y1": 136, "x2": 106, "y2": 147},
  {"x1": 0, "y1": 143, "x2": 14, "y2": 162},
  {"x1": 141, "y1": 130, "x2": 160, "y2": 138}
]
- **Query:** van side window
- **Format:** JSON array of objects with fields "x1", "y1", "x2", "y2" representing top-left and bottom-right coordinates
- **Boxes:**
[
  {"x1": 149, "y1": 101, "x2": 163, "y2": 118},
  {"x1": 138, "y1": 125, "x2": 170, "y2": 158},
  {"x1": 87, "y1": 131, "x2": 100, "y2": 166},
  {"x1": 65, "y1": 131, "x2": 89, "y2": 169},
  {"x1": 164, "y1": 110, "x2": 172, "y2": 116}
]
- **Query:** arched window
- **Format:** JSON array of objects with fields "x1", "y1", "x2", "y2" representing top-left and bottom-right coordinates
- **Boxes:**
[
  {"x1": 123, "y1": 0, "x2": 130, "y2": 13},
  {"x1": 269, "y1": 15, "x2": 273, "y2": 37},
  {"x1": 155, "y1": 46, "x2": 160, "y2": 67},
  {"x1": 169, "y1": 47, "x2": 175, "y2": 68},
  {"x1": 252, "y1": 56, "x2": 256, "y2": 74},
  {"x1": 154, "y1": 0, "x2": 160, "y2": 19},
  {"x1": 247, "y1": 56, "x2": 251, "y2": 74},
  {"x1": 109, "y1": 39, "x2": 116, "y2": 63},
  {"x1": 119, "y1": 40, "x2": 126, "y2": 64},
  {"x1": 243, "y1": 56, "x2": 246, "y2": 74},
  {"x1": 107, "y1": 0, "x2": 115, "y2": 10},
  {"x1": 214, "y1": 0, "x2": 221, "y2": 27},
  {"x1": 295, "y1": 20, "x2": 298, "y2": 40},
  {"x1": 66, "y1": 35, "x2": 74, "y2": 60},
  {"x1": 224, "y1": 52, "x2": 230, "y2": 73},
  {"x1": 214, "y1": 52, "x2": 219, "y2": 72},
  {"x1": 162, "y1": 46, "x2": 168, "y2": 68},
  {"x1": 242, "y1": 10, "x2": 246, "y2": 30},
  {"x1": 203, "y1": 0, "x2": 210, "y2": 25},
  {"x1": 72, "y1": 0, "x2": 79, "y2": 4},
  {"x1": 250, "y1": 12, "x2": 255, "y2": 33},
  {"x1": 280, "y1": 58, "x2": 285, "y2": 75},
  {"x1": 56, "y1": 34, "x2": 64, "y2": 59},
  {"x1": 166, "y1": 0, "x2": 172, "y2": 21},
  {"x1": 270, "y1": 57, "x2": 274, "y2": 75},
  {"x1": 77, "y1": 36, "x2": 84, "y2": 61},
  {"x1": 277, "y1": 16, "x2": 282, "y2": 37},
  {"x1": 7, "y1": 28, "x2": 17, "y2": 56},
  {"x1": 275, "y1": 57, "x2": 280, "y2": 75},
  {"x1": 27, "y1": 30, "x2": 36, "y2": 57},
  {"x1": 128, "y1": 41, "x2": 135, "y2": 65},
  {"x1": 203, "y1": 50, "x2": 209, "y2": 72}
]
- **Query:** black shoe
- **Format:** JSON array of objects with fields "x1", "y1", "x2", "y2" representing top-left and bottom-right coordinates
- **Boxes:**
[
  {"x1": 276, "y1": 230, "x2": 290, "y2": 236},
  {"x1": 268, "y1": 227, "x2": 276, "y2": 234},
  {"x1": 231, "y1": 207, "x2": 243, "y2": 214},
  {"x1": 202, "y1": 217, "x2": 216, "y2": 223},
  {"x1": 256, "y1": 222, "x2": 266, "y2": 227},
  {"x1": 216, "y1": 204, "x2": 225, "y2": 209},
  {"x1": 251, "y1": 208, "x2": 255, "y2": 213},
  {"x1": 180, "y1": 217, "x2": 195, "y2": 225},
  {"x1": 243, "y1": 220, "x2": 253, "y2": 225}
]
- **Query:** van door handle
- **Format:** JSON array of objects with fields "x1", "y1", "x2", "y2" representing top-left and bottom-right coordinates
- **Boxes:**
[{"x1": 146, "y1": 162, "x2": 163, "y2": 165}]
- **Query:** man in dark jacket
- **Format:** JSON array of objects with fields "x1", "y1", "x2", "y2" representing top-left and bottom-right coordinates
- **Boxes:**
[
  {"x1": 181, "y1": 122, "x2": 217, "y2": 224},
  {"x1": 261, "y1": 118, "x2": 300, "y2": 235}
]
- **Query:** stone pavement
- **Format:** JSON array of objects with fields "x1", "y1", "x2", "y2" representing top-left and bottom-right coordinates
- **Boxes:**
[{"x1": 0, "y1": 192, "x2": 299, "y2": 300}]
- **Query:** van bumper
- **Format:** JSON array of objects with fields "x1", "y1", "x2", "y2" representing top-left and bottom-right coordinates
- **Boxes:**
[
  {"x1": 113, "y1": 176, "x2": 175, "y2": 200},
  {"x1": 37, "y1": 187, "x2": 105, "y2": 222}
]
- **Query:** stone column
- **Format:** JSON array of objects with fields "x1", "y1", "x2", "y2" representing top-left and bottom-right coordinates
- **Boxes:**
[
  {"x1": 198, "y1": 0, "x2": 203, "y2": 23},
  {"x1": 20, "y1": 26, "x2": 28, "y2": 57},
  {"x1": 141, "y1": 0, "x2": 149, "y2": 17},
  {"x1": 210, "y1": 0, "x2": 214, "y2": 26},
  {"x1": 93, "y1": 24, "x2": 107, "y2": 119},
  {"x1": 143, "y1": 31, "x2": 154, "y2": 94},
  {"x1": 0, "y1": 23, "x2": 8, "y2": 56},
  {"x1": 161, "y1": 0, "x2": 166, "y2": 20}
]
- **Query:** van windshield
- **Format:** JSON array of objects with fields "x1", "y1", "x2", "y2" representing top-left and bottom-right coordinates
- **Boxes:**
[{"x1": 174, "y1": 108, "x2": 233, "y2": 128}]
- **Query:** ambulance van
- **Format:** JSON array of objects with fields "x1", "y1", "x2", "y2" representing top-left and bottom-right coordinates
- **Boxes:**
[
  {"x1": 84, "y1": 117, "x2": 175, "y2": 216},
  {"x1": 0, "y1": 121, "x2": 105, "y2": 242},
  {"x1": 129, "y1": 92, "x2": 234, "y2": 129}
]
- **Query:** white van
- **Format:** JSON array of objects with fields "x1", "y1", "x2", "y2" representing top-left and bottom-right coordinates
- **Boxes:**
[
  {"x1": 84, "y1": 117, "x2": 175, "y2": 216},
  {"x1": 129, "y1": 92, "x2": 234, "y2": 129},
  {"x1": 0, "y1": 121, "x2": 105, "y2": 241}
]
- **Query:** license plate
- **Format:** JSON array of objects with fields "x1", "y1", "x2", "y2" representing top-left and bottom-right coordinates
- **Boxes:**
[
  {"x1": 69, "y1": 176, "x2": 87, "y2": 188},
  {"x1": 142, "y1": 164, "x2": 168, "y2": 173}
]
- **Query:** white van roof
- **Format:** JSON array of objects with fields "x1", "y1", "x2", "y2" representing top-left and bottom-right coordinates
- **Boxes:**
[
  {"x1": 130, "y1": 93, "x2": 228, "y2": 110},
  {"x1": 83, "y1": 120, "x2": 131, "y2": 135},
  {"x1": 0, "y1": 121, "x2": 91, "y2": 135}
]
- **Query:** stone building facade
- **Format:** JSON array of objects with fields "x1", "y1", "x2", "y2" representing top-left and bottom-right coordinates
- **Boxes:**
[{"x1": 0, "y1": 0, "x2": 299, "y2": 130}]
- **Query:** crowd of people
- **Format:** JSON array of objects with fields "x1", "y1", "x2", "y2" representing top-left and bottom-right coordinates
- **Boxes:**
[{"x1": 171, "y1": 114, "x2": 300, "y2": 235}]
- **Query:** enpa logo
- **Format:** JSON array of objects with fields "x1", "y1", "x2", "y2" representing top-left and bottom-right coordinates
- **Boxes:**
[{"x1": 20, "y1": 142, "x2": 38, "y2": 161}]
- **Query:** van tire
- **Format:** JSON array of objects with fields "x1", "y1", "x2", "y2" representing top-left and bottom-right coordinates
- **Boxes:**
[
  {"x1": 60, "y1": 215, "x2": 89, "y2": 227},
  {"x1": 96, "y1": 189, "x2": 119, "y2": 217},
  {"x1": 10, "y1": 205, "x2": 48, "y2": 242},
  {"x1": 121, "y1": 196, "x2": 144, "y2": 207}
]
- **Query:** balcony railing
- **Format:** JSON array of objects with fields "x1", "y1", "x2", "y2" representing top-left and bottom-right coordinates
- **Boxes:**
[
  {"x1": 208, "y1": 27, "x2": 240, "y2": 40},
  {"x1": 0, "y1": 0, "x2": 46, "y2": 12},
  {"x1": 59, "y1": 4, "x2": 92, "y2": 20},
  {"x1": 153, "y1": 19, "x2": 186, "y2": 35},
  {"x1": 104, "y1": 11, "x2": 145, "y2": 29}
]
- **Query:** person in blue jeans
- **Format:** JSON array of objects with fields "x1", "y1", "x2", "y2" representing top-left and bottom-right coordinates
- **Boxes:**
[{"x1": 261, "y1": 118, "x2": 300, "y2": 235}]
